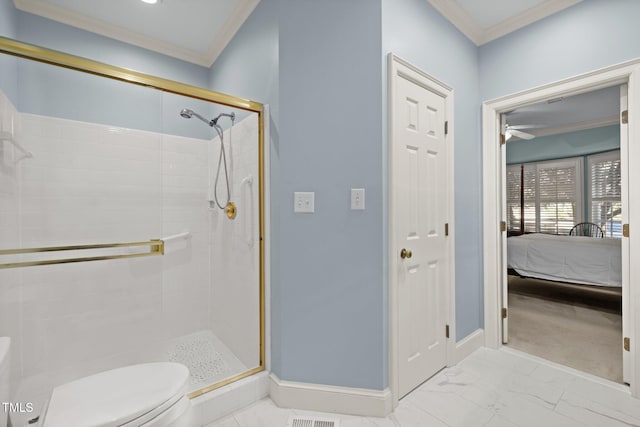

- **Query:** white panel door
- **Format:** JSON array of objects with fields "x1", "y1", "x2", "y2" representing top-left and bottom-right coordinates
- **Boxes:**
[{"x1": 394, "y1": 73, "x2": 449, "y2": 398}]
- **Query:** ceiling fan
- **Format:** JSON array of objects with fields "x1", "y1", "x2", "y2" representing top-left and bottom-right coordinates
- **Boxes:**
[{"x1": 504, "y1": 124, "x2": 545, "y2": 141}]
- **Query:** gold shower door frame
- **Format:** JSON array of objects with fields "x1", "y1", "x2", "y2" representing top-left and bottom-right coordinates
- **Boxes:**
[{"x1": 0, "y1": 36, "x2": 266, "y2": 399}]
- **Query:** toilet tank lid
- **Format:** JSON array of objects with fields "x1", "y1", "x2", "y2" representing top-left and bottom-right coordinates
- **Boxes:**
[{"x1": 44, "y1": 362, "x2": 189, "y2": 427}]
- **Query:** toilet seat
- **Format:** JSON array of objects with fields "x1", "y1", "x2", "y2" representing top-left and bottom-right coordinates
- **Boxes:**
[{"x1": 40, "y1": 362, "x2": 190, "y2": 427}]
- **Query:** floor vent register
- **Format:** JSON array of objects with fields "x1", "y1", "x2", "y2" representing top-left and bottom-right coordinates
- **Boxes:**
[{"x1": 286, "y1": 415, "x2": 341, "y2": 427}]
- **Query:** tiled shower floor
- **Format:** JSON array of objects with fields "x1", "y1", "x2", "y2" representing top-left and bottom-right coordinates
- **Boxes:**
[{"x1": 167, "y1": 330, "x2": 247, "y2": 390}]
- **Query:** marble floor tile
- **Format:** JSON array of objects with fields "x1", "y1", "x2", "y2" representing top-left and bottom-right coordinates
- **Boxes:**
[
  {"x1": 406, "y1": 388, "x2": 494, "y2": 426},
  {"x1": 228, "y1": 398, "x2": 293, "y2": 427},
  {"x1": 205, "y1": 347, "x2": 638, "y2": 427},
  {"x1": 564, "y1": 376, "x2": 639, "y2": 419},
  {"x1": 205, "y1": 415, "x2": 241, "y2": 427},
  {"x1": 420, "y1": 367, "x2": 479, "y2": 395},
  {"x1": 555, "y1": 398, "x2": 636, "y2": 427},
  {"x1": 484, "y1": 414, "x2": 518, "y2": 427},
  {"x1": 388, "y1": 399, "x2": 449, "y2": 427}
]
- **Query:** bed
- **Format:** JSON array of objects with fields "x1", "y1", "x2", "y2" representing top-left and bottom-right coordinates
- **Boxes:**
[{"x1": 507, "y1": 233, "x2": 622, "y2": 287}]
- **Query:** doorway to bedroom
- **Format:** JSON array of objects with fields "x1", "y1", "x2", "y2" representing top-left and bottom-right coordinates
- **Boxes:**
[
  {"x1": 483, "y1": 61, "x2": 640, "y2": 396},
  {"x1": 483, "y1": 65, "x2": 640, "y2": 397},
  {"x1": 501, "y1": 84, "x2": 626, "y2": 384}
]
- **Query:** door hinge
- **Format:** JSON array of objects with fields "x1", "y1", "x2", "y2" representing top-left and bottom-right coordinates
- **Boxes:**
[
  {"x1": 502, "y1": 308, "x2": 508, "y2": 319},
  {"x1": 624, "y1": 337, "x2": 630, "y2": 352},
  {"x1": 446, "y1": 324, "x2": 450, "y2": 338},
  {"x1": 444, "y1": 121, "x2": 449, "y2": 135},
  {"x1": 623, "y1": 224, "x2": 629, "y2": 238},
  {"x1": 500, "y1": 221, "x2": 506, "y2": 232},
  {"x1": 500, "y1": 133, "x2": 506, "y2": 145},
  {"x1": 622, "y1": 110, "x2": 628, "y2": 124},
  {"x1": 445, "y1": 223, "x2": 449, "y2": 236}
]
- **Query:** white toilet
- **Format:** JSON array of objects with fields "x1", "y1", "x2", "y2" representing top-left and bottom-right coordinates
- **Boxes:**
[{"x1": 33, "y1": 362, "x2": 191, "y2": 427}]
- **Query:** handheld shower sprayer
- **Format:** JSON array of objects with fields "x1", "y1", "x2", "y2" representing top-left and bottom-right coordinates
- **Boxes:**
[
  {"x1": 180, "y1": 108, "x2": 216, "y2": 127},
  {"x1": 179, "y1": 108, "x2": 237, "y2": 219}
]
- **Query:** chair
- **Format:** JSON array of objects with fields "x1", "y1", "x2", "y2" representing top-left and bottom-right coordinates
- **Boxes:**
[{"x1": 569, "y1": 222, "x2": 604, "y2": 238}]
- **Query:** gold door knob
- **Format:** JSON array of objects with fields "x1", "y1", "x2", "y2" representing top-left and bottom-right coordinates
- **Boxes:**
[{"x1": 400, "y1": 248, "x2": 412, "y2": 259}]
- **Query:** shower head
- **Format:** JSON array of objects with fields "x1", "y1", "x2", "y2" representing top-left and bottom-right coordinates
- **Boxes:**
[
  {"x1": 179, "y1": 108, "x2": 215, "y2": 127},
  {"x1": 179, "y1": 108, "x2": 235, "y2": 130}
]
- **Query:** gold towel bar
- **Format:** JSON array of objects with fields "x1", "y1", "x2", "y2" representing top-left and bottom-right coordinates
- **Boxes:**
[{"x1": 0, "y1": 240, "x2": 164, "y2": 269}]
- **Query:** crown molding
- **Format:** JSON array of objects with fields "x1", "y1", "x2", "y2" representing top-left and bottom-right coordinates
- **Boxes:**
[
  {"x1": 481, "y1": 0, "x2": 583, "y2": 45},
  {"x1": 426, "y1": 0, "x2": 582, "y2": 46},
  {"x1": 426, "y1": 0, "x2": 484, "y2": 45},
  {"x1": 204, "y1": 0, "x2": 259, "y2": 68},
  {"x1": 13, "y1": 0, "x2": 259, "y2": 67}
]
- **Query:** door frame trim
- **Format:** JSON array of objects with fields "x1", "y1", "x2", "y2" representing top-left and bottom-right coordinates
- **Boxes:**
[
  {"x1": 388, "y1": 53, "x2": 456, "y2": 406},
  {"x1": 482, "y1": 58, "x2": 640, "y2": 396}
]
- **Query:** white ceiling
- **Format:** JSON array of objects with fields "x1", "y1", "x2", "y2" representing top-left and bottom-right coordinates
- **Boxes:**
[
  {"x1": 427, "y1": 0, "x2": 582, "y2": 45},
  {"x1": 505, "y1": 86, "x2": 621, "y2": 139},
  {"x1": 13, "y1": 0, "x2": 260, "y2": 67}
]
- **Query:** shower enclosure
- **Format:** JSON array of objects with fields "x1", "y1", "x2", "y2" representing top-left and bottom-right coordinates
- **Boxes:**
[{"x1": 0, "y1": 37, "x2": 264, "y2": 423}]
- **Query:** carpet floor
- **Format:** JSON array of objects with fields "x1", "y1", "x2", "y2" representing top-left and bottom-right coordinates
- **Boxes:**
[{"x1": 507, "y1": 276, "x2": 623, "y2": 383}]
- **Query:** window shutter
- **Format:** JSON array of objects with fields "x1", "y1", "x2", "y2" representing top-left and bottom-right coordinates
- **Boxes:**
[
  {"x1": 589, "y1": 151, "x2": 622, "y2": 237},
  {"x1": 522, "y1": 165, "x2": 536, "y2": 232},
  {"x1": 505, "y1": 158, "x2": 580, "y2": 235},
  {"x1": 506, "y1": 164, "x2": 537, "y2": 233},
  {"x1": 538, "y1": 164, "x2": 577, "y2": 235},
  {"x1": 506, "y1": 165, "x2": 521, "y2": 232}
]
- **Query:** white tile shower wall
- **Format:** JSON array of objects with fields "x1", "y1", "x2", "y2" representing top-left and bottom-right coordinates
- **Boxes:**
[
  {"x1": 0, "y1": 88, "x2": 22, "y2": 393},
  {"x1": 18, "y1": 114, "x2": 165, "y2": 381},
  {"x1": 11, "y1": 113, "x2": 212, "y2": 397},
  {"x1": 162, "y1": 133, "x2": 211, "y2": 339},
  {"x1": 209, "y1": 114, "x2": 260, "y2": 369}
]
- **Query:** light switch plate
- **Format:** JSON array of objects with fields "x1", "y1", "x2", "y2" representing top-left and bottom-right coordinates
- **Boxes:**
[
  {"x1": 294, "y1": 192, "x2": 315, "y2": 213},
  {"x1": 351, "y1": 188, "x2": 365, "y2": 210}
]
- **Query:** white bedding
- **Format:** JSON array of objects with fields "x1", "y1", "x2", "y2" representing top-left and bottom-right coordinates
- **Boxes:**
[{"x1": 507, "y1": 233, "x2": 622, "y2": 287}]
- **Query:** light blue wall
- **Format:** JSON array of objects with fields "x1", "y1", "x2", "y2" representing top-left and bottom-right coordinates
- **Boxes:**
[
  {"x1": 17, "y1": 58, "x2": 161, "y2": 131},
  {"x1": 0, "y1": 0, "x2": 15, "y2": 36},
  {"x1": 208, "y1": 0, "x2": 278, "y2": 124},
  {"x1": 480, "y1": 0, "x2": 640, "y2": 101},
  {"x1": 277, "y1": 0, "x2": 385, "y2": 390},
  {"x1": 0, "y1": 0, "x2": 18, "y2": 104},
  {"x1": 382, "y1": 0, "x2": 483, "y2": 341},
  {"x1": 210, "y1": 0, "x2": 386, "y2": 390},
  {"x1": 506, "y1": 125, "x2": 620, "y2": 165}
]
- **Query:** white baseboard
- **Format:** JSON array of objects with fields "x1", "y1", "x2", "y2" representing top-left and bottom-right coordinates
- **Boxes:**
[
  {"x1": 455, "y1": 329, "x2": 485, "y2": 364},
  {"x1": 269, "y1": 374, "x2": 392, "y2": 417}
]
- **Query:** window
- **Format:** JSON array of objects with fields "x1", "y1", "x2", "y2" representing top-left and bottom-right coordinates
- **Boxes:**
[
  {"x1": 588, "y1": 151, "x2": 622, "y2": 238},
  {"x1": 507, "y1": 158, "x2": 582, "y2": 235},
  {"x1": 506, "y1": 164, "x2": 536, "y2": 233}
]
